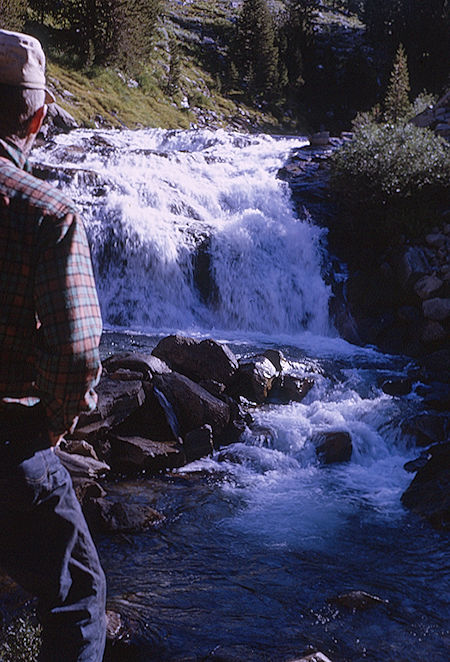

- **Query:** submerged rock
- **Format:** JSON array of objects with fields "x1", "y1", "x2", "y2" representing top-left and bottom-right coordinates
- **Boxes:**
[
  {"x1": 328, "y1": 590, "x2": 388, "y2": 611},
  {"x1": 312, "y1": 431, "x2": 353, "y2": 464},
  {"x1": 84, "y1": 498, "x2": 164, "y2": 534}
]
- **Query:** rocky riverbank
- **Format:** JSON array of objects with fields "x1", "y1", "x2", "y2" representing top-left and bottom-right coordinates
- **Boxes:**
[{"x1": 280, "y1": 139, "x2": 449, "y2": 534}]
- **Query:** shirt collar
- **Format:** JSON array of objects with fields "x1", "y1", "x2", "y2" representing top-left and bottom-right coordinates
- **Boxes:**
[{"x1": 0, "y1": 138, "x2": 32, "y2": 173}]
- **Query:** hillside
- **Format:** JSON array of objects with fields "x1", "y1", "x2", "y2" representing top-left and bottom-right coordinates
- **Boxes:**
[
  {"x1": 44, "y1": 0, "x2": 285, "y2": 133},
  {"x1": 40, "y1": 0, "x2": 369, "y2": 134}
]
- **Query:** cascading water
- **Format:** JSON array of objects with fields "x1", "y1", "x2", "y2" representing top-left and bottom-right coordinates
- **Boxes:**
[
  {"x1": 34, "y1": 129, "x2": 330, "y2": 334},
  {"x1": 31, "y1": 130, "x2": 449, "y2": 662}
]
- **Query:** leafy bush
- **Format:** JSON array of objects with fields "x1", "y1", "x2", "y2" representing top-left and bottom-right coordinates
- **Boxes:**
[
  {"x1": 332, "y1": 120, "x2": 449, "y2": 200},
  {"x1": 330, "y1": 119, "x2": 450, "y2": 253}
]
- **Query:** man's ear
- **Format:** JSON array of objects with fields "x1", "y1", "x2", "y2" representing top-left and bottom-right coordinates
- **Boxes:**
[{"x1": 27, "y1": 105, "x2": 47, "y2": 136}]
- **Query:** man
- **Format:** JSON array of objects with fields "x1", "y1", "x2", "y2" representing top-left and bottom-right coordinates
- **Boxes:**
[{"x1": 0, "y1": 29, "x2": 106, "y2": 661}]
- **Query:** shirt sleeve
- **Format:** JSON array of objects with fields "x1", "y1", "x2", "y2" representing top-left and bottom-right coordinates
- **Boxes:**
[{"x1": 34, "y1": 212, "x2": 102, "y2": 435}]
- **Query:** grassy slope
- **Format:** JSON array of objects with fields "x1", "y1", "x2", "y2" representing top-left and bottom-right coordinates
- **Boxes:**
[{"x1": 46, "y1": 0, "x2": 283, "y2": 132}]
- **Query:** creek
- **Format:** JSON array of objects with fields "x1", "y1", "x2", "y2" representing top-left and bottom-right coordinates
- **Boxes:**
[{"x1": 33, "y1": 129, "x2": 449, "y2": 661}]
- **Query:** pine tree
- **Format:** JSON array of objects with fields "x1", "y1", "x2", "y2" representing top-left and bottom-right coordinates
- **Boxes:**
[
  {"x1": 0, "y1": 0, "x2": 27, "y2": 30},
  {"x1": 57, "y1": 0, "x2": 161, "y2": 70},
  {"x1": 384, "y1": 43, "x2": 412, "y2": 122},
  {"x1": 280, "y1": 1, "x2": 316, "y2": 99},
  {"x1": 235, "y1": 0, "x2": 279, "y2": 97},
  {"x1": 167, "y1": 36, "x2": 181, "y2": 96}
]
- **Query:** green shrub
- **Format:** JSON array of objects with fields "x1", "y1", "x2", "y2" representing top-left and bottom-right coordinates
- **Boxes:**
[
  {"x1": 330, "y1": 118, "x2": 450, "y2": 254},
  {"x1": 332, "y1": 120, "x2": 449, "y2": 200}
]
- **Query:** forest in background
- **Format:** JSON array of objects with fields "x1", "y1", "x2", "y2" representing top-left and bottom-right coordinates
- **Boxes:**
[{"x1": 0, "y1": 0, "x2": 449, "y2": 132}]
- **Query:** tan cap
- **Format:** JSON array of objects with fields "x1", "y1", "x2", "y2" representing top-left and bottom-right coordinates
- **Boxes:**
[{"x1": 0, "y1": 29, "x2": 55, "y2": 103}]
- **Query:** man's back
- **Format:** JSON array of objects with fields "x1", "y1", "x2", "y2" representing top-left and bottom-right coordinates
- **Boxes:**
[{"x1": 0, "y1": 137, "x2": 102, "y2": 434}]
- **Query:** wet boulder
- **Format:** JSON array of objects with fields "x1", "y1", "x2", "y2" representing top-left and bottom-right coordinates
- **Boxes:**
[
  {"x1": 153, "y1": 372, "x2": 230, "y2": 440},
  {"x1": 114, "y1": 382, "x2": 179, "y2": 442},
  {"x1": 72, "y1": 478, "x2": 106, "y2": 506},
  {"x1": 104, "y1": 607, "x2": 141, "y2": 662},
  {"x1": 84, "y1": 498, "x2": 165, "y2": 534},
  {"x1": 401, "y1": 442, "x2": 450, "y2": 530},
  {"x1": 54, "y1": 447, "x2": 110, "y2": 479},
  {"x1": 93, "y1": 377, "x2": 146, "y2": 424},
  {"x1": 312, "y1": 431, "x2": 353, "y2": 464},
  {"x1": 230, "y1": 355, "x2": 278, "y2": 404},
  {"x1": 270, "y1": 374, "x2": 314, "y2": 403},
  {"x1": 381, "y1": 377, "x2": 412, "y2": 396},
  {"x1": 402, "y1": 413, "x2": 449, "y2": 446},
  {"x1": 102, "y1": 352, "x2": 170, "y2": 379},
  {"x1": 110, "y1": 435, "x2": 185, "y2": 474},
  {"x1": 152, "y1": 335, "x2": 238, "y2": 385},
  {"x1": 183, "y1": 425, "x2": 214, "y2": 462}
]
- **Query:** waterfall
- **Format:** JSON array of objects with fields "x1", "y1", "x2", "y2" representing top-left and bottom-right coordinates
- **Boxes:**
[{"x1": 33, "y1": 129, "x2": 331, "y2": 335}]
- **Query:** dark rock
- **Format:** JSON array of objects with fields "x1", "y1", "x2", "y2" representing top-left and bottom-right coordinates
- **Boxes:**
[
  {"x1": 263, "y1": 349, "x2": 288, "y2": 372},
  {"x1": 110, "y1": 435, "x2": 185, "y2": 474},
  {"x1": 84, "y1": 498, "x2": 165, "y2": 534},
  {"x1": 396, "y1": 246, "x2": 431, "y2": 289},
  {"x1": 402, "y1": 413, "x2": 449, "y2": 446},
  {"x1": 152, "y1": 335, "x2": 238, "y2": 385},
  {"x1": 59, "y1": 438, "x2": 99, "y2": 459},
  {"x1": 416, "y1": 382, "x2": 450, "y2": 412},
  {"x1": 401, "y1": 442, "x2": 450, "y2": 530},
  {"x1": 414, "y1": 275, "x2": 443, "y2": 299},
  {"x1": 102, "y1": 352, "x2": 170, "y2": 378},
  {"x1": 108, "y1": 369, "x2": 148, "y2": 381},
  {"x1": 381, "y1": 378, "x2": 412, "y2": 396},
  {"x1": 269, "y1": 374, "x2": 315, "y2": 403},
  {"x1": 184, "y1": 425, "x2": 214, "y2": 462},
  {"x1": 420, "y1": 320, "x2": 447, "y2": 344},
  {"x1": 46, "y1": 102, "x2": 78, "y2": 132},
  {"x1": 72, "y1": 478, "x2": 106, "y2": 506},
  {"x1": 95, "y1": 377, "x2": 145, "y2": 423},
  {"x1": 198, "y1": 379, "x2": 227, "y2": 398},
  {"x1": 422, "y1": 297, "x2": 450, "y2": 321},
  {"x1": 312, "y1": 431, "x2": 352, "y2": 464},
  {"x1": 114, "y1": 383, "x2": 178, "y2": 442},
  {"x1": 153, "y1": 372, "x2": 230, "y2": 439},
  {"x1": 418, "y1": 349, "x2": 450, "y2": 376},
  {"x1": 54, "y1": 447, "x2": 110, "y2": 479},
  {"x1": 328, "y1": 590, "x2": 388, "y2": 610},
  {"x1": 404, "y1": 453, "x2": 432, "y2": 473},
  {"x1": 230, "y1": 355, "x2": 278, "y2": 403},
  {"x1": 104, "y1": 606, "x2": 142, "y2": 662}
]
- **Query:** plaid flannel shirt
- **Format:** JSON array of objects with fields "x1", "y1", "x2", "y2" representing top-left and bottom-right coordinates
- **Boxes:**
[{"x1": 0, "y1": 138, "x2": 102, "y2": 435}]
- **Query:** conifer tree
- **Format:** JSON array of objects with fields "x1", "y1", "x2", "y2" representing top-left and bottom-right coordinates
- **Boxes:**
[
  {"x1": 235, "y1": 0, "x2": 279, "y2": 97},
  {"x1": 280, "y1": 0, "x2": 316, "y2": 99},
  {"x1": 384, "y1": 43, "x2": 412, "y2": 122},
  {"x1": 167, "y1": 36, "x2": 181, "y2": 95}
]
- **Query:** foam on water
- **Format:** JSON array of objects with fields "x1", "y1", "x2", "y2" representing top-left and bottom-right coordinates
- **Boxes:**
[{"x1": 33, "y1": 128, "x2": 329, "y2": 334}]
